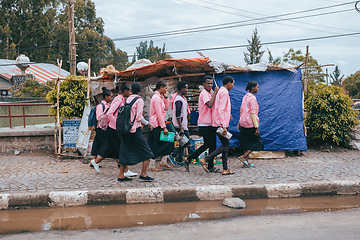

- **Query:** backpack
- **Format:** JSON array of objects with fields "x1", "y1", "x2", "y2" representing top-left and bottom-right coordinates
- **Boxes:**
[
  {"x1": 88, "y1": 102, "x2": 105, "y2": 131},
  {"x1": 116, "y1": 97, "x2": 140, "y2": 134}
]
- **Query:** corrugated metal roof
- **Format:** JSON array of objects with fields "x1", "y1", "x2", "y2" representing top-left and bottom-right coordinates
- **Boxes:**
[{"x1": 0, "y1": 59, "x2": 69, "y2": 83}]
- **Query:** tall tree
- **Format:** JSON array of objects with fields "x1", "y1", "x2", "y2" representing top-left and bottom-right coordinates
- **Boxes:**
[
  {"x1": 267, "y1": 48, "x2": 274, "y2": 65},
  {"x1": 273, "y1": 48, "x2": 325, "y2": 86},
  {"x1": 135, "y1": 40, "x2": 172, "y2": 63},
  {"x1": 243, "y1": 28, "x2": 265, "y2": 65},
  {"x1": 343, "y1": 69, "x2": 360, "y2": 99},
  {"x1": 0, "y1": 0, "x2": 129, "y2": 74},
  {"x1": 330, "y1": 65, "x2": 344, "y2": 86}
]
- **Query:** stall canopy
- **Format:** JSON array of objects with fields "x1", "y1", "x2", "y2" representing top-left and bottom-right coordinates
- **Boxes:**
[
  {"x1": 98, "y1": 57, "x2": 307, "y2": 151},
  {"x1": 215, "y1": 70, "x2": 307, "y2": 151}
]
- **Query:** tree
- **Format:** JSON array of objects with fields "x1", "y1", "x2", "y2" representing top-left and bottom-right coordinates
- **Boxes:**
[
  {"x1": 10, "y1": 78, "x2": 54, "y2": 98},
  {"x1": 0, "y1": 0, "x2": 129, "y2": 74},
  {"x1": 267, "y1": 48, "x2": 274, "y2": 65},
  {"x1": 274, "y1": 48, "x2": 325, "y2": 86},
  {"x1": 330, "y1": 65, "x2": 344, "y2": 86},
  {"x1": 135, "y1": 40, "x2": 172, "y2": 63},
  {"x1": 343, "y1": 69, "x2": 360, "y2": 99},
  {"x1": 243, "y1": 28, "x2": 265, "y2": 65}
]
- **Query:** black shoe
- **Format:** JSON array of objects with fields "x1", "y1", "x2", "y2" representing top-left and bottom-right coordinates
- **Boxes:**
[
  {"x1": 118, "y1": 177, "x2": 132, "y2": 182},
  {"x1": 139, "y1": 175, "x2": 154, "y2": 181}
]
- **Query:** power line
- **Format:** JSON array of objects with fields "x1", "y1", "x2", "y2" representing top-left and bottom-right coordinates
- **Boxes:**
[
  {"x1": 191, "y1": 0, "x2": 359, "y2": 33},
  {"x1": 1, "y1": 31, "x2": 359, "y2": 67},
  {"x1": 0, "y1": 3, "x2": 355, "y2": 54}
]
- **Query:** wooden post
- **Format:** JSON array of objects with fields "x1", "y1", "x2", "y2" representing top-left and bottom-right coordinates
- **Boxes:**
[
  {"x1": 68, "y1": 0, "x2": 76, "y2": 75},
  {"x1": 87, "y1": 58, "x2": 91, "y2": 99},
  {"x1": 304, "y1": 46, "x2": 309, "y2": 92},
  {"x1": 56, "y1": 59, "x2": 62, "y2": 154}
]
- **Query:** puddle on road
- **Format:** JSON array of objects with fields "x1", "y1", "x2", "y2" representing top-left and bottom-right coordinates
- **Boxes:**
[{"x1": 1, "y1": 195, "x2": 360, "y2": 235}]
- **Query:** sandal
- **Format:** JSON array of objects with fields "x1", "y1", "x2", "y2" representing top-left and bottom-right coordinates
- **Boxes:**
[
  {"x1": 242, "y1": 163, "x2": 255, "y2": 168},
  {"x1": 160, "y1": 163, "x2": 174, "y2": 170},
  {"x1": 239, "y1": 156, "x2": 255, "y2": 168},
  {"x1": 222, "y1": 170, "x2": 235, "y2": 175},
  {"x1": 183, "y1": 157, "x2": 190, "y2": 172},
  {"x1": 199, "y1": 159, "x2": 209, "y2": 173},
  {"x1": 208, "y1": 167, "x2": 221, "y2": 173},
  {"x1": 149, "y1": 167, "x2": 163, "y2": 172}
]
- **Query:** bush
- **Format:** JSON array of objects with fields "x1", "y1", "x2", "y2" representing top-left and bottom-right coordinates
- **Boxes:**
[
  {"x1": 46, "y1": 75, "x2": 89, "y2": 119},
  {"x1": 305, "y1": 84, "x2": 359, "y2": 146}
]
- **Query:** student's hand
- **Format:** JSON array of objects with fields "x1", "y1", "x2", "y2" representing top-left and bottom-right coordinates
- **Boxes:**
[
  {"x1": 163, "y1": 92, "x2": 168, "y2": 98},
  {"x1": 222, "y1": 128, "x2": 228, "y2": 137},
  {"x1": 230, "y1": 115, "x2": 233, "y2": 121},
  {"x1": 149, "y1": 123, "x2": 154, "y2": 131},
  {"x1": 255, "y1": 128, "x2": 259, "y2": 135},
  {"x1": 163, "y1": 127, "x2": 169, "y2": 136},
  {"x1": 214, "y1": 86, "x2": 219, "y2": 94},
  {"x1": 179, "y1": 128, "x2": 184, "y2": 136}
]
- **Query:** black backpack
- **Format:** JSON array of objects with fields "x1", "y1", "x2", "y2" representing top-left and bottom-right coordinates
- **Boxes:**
[{"x1": 116, "y1": 97, "x2": 140, "y2": 134}]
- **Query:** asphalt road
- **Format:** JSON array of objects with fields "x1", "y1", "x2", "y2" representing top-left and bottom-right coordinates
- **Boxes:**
[{"x1": 2, "y1": 208, "x2": 360, "y2": 240}]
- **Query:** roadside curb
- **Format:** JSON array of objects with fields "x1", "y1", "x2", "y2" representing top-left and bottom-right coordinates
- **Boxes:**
[{"x1": 1, "y1": 180, "x2": 359, "y2": 210}]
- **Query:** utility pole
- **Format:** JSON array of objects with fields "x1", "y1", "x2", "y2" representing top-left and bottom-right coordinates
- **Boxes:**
[
  {"x1": 303, "y1": 46, "x2": 309, "y2": 92},
  {"x1": 68, "y1": 0, "x2": 76, "y2": 75}
]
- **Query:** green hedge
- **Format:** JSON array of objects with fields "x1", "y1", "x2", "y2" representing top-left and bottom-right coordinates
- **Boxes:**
[{"x1": 305, "y1": 84, "x2": 359, "y2": 145}]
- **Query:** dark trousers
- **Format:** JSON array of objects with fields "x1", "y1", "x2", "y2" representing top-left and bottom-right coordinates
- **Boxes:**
[
  {"x1": 171, "y1": 127, "x2": 190, "y2": 162},
  {"x1": 187, "y1": 126, "x2": 217, "y2": 169},
  {"x1": 204, "y1": 132, "x2": 230, "y2": 170}
]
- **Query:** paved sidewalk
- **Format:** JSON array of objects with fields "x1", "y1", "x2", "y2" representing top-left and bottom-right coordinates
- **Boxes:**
[
  {"x1": 1, "y1": 149, "x2": 359, "y2": 193},
  {"x1": 0, "y1": 149, "x2": 359, "y2": 209}
]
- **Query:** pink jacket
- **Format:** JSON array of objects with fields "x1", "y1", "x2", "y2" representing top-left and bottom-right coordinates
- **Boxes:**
[
  {"x1": 126, "y1": 94, "x2": 145, "y2": 133},
  {"x1": 149, "y1": 91, "x2": 169, "y2": 129},
  {"x1": 96, "y1": 100, "x2": 110, "y2": 128},
  {"x1": 240, "y1": 92, "x2": 259, "y2": 128},
  {"x1": 107, "y1": 95, "x2": 125, "y2": 130},
  {"x1": 212, "y1": 87, "x2": 231, "y2": 128}
]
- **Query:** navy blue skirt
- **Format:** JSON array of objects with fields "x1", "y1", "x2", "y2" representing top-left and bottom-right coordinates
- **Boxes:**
[
  {"x1": 119, "y1": 128, "x2": 154, "y2": 166},
  {"x1": 148, "y1": 126, "x2": 174, "y2": 158},
  {"x1": 239, "y1": 127, "x2": 264, "y2": 151},
  {"x1": 91, "y1": 128, "x2": 107, "y2": 157},
  {"x1": 98, "y1": 127, "x2": 121, "y2": 159}
]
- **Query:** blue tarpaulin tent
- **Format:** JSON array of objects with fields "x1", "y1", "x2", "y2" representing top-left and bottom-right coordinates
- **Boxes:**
[{"x1": 214, "y1": 69, "x2": 307, "y2": 151}]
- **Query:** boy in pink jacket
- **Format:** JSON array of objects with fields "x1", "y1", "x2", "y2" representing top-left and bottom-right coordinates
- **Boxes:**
[{"x1": 200, "y1": 76, "x2": 235, "y2": 175}]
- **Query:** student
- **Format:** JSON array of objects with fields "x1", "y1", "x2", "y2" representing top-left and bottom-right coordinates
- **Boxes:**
[
  {"x1": 238, "y1": 80, "x2": 264, "y2": 168},
  {"x1": 184, "y1": 75, "x2": 219, "y2": 172},
  {"x1": 90, "y1": 82, "x2": 138, "y2": 177},
  {"x1": 200, "y1": 76, "x2": 235, "y2": 175},
  {"x1": 118, "y1": 82, "x2": 155, "y2": 182},
  {"x1": 148, "y1": 80, "x2": 174, "y2": 171},
  {"x1": 169, "y1": 81, "x2": 190, "y2": 165},
  {"x1": 90, "y1": 87, "x2": 113, "y2": 166}
]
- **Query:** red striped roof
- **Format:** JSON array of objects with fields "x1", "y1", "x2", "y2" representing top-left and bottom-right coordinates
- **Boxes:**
[{"x1": 0, "y1": 59, "x2": 69, "y2": 83}]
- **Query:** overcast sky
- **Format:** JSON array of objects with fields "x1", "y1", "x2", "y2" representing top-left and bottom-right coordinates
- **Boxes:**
[{"x1": 91, "y1": 0, "x2": 360, "y2": 77}]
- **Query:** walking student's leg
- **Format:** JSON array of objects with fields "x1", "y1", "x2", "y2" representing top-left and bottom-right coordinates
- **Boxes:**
[
  {"x1": 186, "y1": 126, "x2": 210, "y2": 162},
  {"x1": 217, "y1": 134, "x2": 230, "y2": 171},
  {"x1": 206, "y1": 126, "x2": 217, "y2": 170},
  {"x1": 118, "y1": 164, "x2": 132, "y2": 181}
]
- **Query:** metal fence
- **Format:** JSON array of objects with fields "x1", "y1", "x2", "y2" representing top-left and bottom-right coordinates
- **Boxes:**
[{"x1": 0, "y1": 102, "x2": 53, "y2": 128}]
